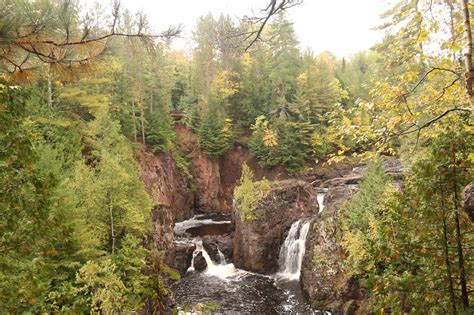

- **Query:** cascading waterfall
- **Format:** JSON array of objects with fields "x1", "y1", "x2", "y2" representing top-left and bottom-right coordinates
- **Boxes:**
[
  {"x1": 277, "y1": 220, "x2": 311, "y2": 279},
  {"x1": 175, "y1": 216, "x2": 318, "y2": 313},
  {"x1": 187, "y1": 240, "x2": 215, "y2": 272},
  {"x1": 217, "y1": 248, "x2": 227, "y2": 265},
  {"x1": 317, "y1": 193, "x2": 325, "y2": 213},
  {"x1": 186, "y1": 239, "x2": 248, "y2": 279},
  {"x1": 187, "y1": 250, "x2": 197, "y2": 272}
]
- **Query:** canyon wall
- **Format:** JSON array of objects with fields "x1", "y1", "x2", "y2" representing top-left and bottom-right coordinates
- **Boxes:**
[
  {"x1": 232, "y1": 180, "x2": 317, "y2": 273},
  {"x1": 136, "y1": 124, "x2": 264, "y2": 271}
]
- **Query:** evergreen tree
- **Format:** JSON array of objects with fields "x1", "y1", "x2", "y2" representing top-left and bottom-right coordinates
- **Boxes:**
[
  {"x1": 0, "y1": 86, "x2": 82, "y2": 312},
  {"x1": 341, "y1": 125, "x2": 473, "y2": 313},
  {"x1": 198, "y1": 107, "x2": 234, "y2": 158},
  {"x1": 146, "y1": 107, "x2": 175, "y2": 153}
]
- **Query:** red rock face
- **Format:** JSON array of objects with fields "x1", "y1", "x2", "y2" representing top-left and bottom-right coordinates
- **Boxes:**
[
  {"x1": 135, "y1": 125, "x2": 291, "y2": 272},
  {"x1": 300, "y1": 185, "x2": 361, "y2": 313},
  {"x1": 219, "y1": 144, "x2": 250, "y2": 212},
  {"x1": 300, "y1": 157, "x2": 403, "y2": 314},
  {"x1": 232, "y1": 180, "x2": 317, "y2": 274},
  {"x1": 135, "y1": 127, "x2": 259, "y2": 270},
  {"x1": 190, "y1": 151, "x2": 223, "y2": 213},
  {"x1": 136, "y1": 149, "x2": 194, "y2": 257},
  {"x1": 136, "y1": 149, "x2": 194, "y2": 222}
]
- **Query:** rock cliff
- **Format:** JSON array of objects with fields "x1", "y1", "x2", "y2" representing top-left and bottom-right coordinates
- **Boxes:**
[
  {"x1": 232, "y1": 180, "x2": 317, "y2": 273},
  {"x1": 136, "y1": 149, "x2": 194, "y2": 254}
]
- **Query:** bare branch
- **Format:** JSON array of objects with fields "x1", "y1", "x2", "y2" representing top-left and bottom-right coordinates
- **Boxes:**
[
  {"x1": 392, "y1": 107, "x2": 470, "y2": 137},
  {"x1": 406, "y1": 67, "x2": 460, "y2": 97},
  {"x1": 111, "y1": 0, "x2": 121, "y2": 34},
  {"x1": 242, "y1": 0, "x2": 303, "y2": 51},
  {"x1": 431, "y1": 78, "x2": 460, "y2": 103}
]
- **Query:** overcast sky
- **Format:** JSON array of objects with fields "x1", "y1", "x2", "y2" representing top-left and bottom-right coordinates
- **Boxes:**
[{"x1": 86, "y1": 0, "x2": 390, "y2": 58}]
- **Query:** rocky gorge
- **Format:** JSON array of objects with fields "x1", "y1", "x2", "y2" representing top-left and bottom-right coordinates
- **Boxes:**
[{"x1": 136, "y1": 124, "x2": 404, "y2": 314}]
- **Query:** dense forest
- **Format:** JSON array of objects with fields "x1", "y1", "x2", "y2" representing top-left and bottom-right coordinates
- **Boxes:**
[{"x1": 0, "y1": 0, "x2": 473, "y2": 314}]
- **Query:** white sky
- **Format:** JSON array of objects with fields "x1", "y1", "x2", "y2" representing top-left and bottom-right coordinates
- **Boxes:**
[{"x1": 87, "y1": 0, "x2": 390, "y2": 58}]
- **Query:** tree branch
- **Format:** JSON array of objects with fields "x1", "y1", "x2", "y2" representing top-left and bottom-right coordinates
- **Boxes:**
[
  {"x1": 243, "y1": 0, "x2": 302, "y2": 51},
  {"x1": 393, "y1": 107, "x2": 470, "y2": 137},
  {"x1": 405, "y1": 67, "x2": 460, "y2": 98}
]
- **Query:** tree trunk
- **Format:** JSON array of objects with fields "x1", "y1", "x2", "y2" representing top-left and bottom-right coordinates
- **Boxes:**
[
  {"x1": 150, "y1": 87, "x2": 154, "y2": 115},
  {"x1": 47, "y1": 64, "x2": 52, "y2": 109},
  {"x1": 131, "y1": 99, "x2": 138, "y2": 143},
  {"x1": 452, "y1": 145, "x2": 469, "y2": 309},
  {"x1": 138, "y1": 61, "x2": 146, "y2": 145},
  {"x1": 139, "y1": 88, "x2": 146, "y2": 144},
  {"x1": 449, "y1": 2, "x2": 457, "y2": 63},
  {"x1": 109, "y1": 193, "x2": 115, "y2": 254},
  {"x1": 453, "y1": 209, "x2": 469, "y2": 310},
  {"x1": 440, "y1": 185, "x2": 457, "y2": 315},
  {"x1": 140, "y1": 103, "x2": 146, "y2": 145},
  {"x1": 461, "y1": 0, "x2": 474, "y2": 111}
]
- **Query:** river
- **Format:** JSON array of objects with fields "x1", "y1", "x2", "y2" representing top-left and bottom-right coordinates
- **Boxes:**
[{"x1": 171, "y1": 215, "x2": 327, "y2": 314}]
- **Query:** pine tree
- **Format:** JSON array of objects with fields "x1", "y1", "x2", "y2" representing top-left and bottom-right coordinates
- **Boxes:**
[{"x1": 198, "y1": 106, "x2": 234, "y2": 158}]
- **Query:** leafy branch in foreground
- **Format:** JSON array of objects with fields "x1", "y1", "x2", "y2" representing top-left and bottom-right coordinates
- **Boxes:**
[{"x1": 0, "y1": 0, "x2": 181, "y2": 81}]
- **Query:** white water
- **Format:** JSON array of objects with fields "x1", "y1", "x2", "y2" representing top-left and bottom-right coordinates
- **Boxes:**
[
  {"x1": 217, "y1": 248, "x2": 227, "y2": 265},
  {"x1": 317, "y1": 193, "x2": 325, "y2": 213},
  {"x1": 187, "y1": 250, "x2": 196, "y2": 272},
  {"x1": 178, "y1": 218, "x2": 322, "y2": 313},
  {"x1": 187, "y1": 239, "x2": 247, "y2": 279},
  {"x1": 277, "y1": 220, "x2": 311, "y2": 280}
]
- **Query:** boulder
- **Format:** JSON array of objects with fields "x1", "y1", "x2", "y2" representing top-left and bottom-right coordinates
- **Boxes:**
[
  {"x1": 202, "y1": 234, "x2": 233, "y2": 263},
  {"x1": 233, "y1": 179, "x2": 317, "y2": 274},
  {"x1": 462, "y1": 182, "x2": 474, "y2": 221},
  {"x1": 193, "y1": 252, "x2": 207, "y2": 271}
]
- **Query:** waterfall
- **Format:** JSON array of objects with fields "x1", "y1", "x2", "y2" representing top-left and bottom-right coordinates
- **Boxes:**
[
  {"x1": 277, "y1": 220, "x2": 311, "y2": 279},
  {"x1": 186, "y1": 239, "x2": 246, "y2": 279},
  {"x1": 217, "y1": 248, "x2": 227, "y2": 265},
  {"x1": 201, "y1": 248, "x2": 215, "y2": 268},
  {"x1": 317, "y1": 193, "x2": 325, "y2": 213},
  {"x1": 187, "y1": 250, "x2": 197, "y2": 272},
  {"x1": 187, "y1": 239, "x2": 215, "y2": 273}
]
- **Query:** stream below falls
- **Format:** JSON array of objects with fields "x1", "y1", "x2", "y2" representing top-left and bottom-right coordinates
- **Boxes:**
[{"x1": 171, "y1": 215, "x2": 328, "y2": 314}]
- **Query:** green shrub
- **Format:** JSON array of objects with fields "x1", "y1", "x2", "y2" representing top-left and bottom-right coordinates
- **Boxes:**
[{"x1": 234, "y1": 164, "x2": 271, "y2": 221}]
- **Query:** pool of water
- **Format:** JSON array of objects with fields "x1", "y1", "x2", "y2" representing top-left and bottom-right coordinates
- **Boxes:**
[{"x1": 172, "y1": 264, "x2": 324, "y2": 314}]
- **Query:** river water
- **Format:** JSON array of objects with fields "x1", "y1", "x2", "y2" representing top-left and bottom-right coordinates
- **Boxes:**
[
  {"x1": 172, "y1": 265, "x2": 322, "y2": 314},
  {"x1": 172, "y1": 215, "x2": 326, "y2": 314}
]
